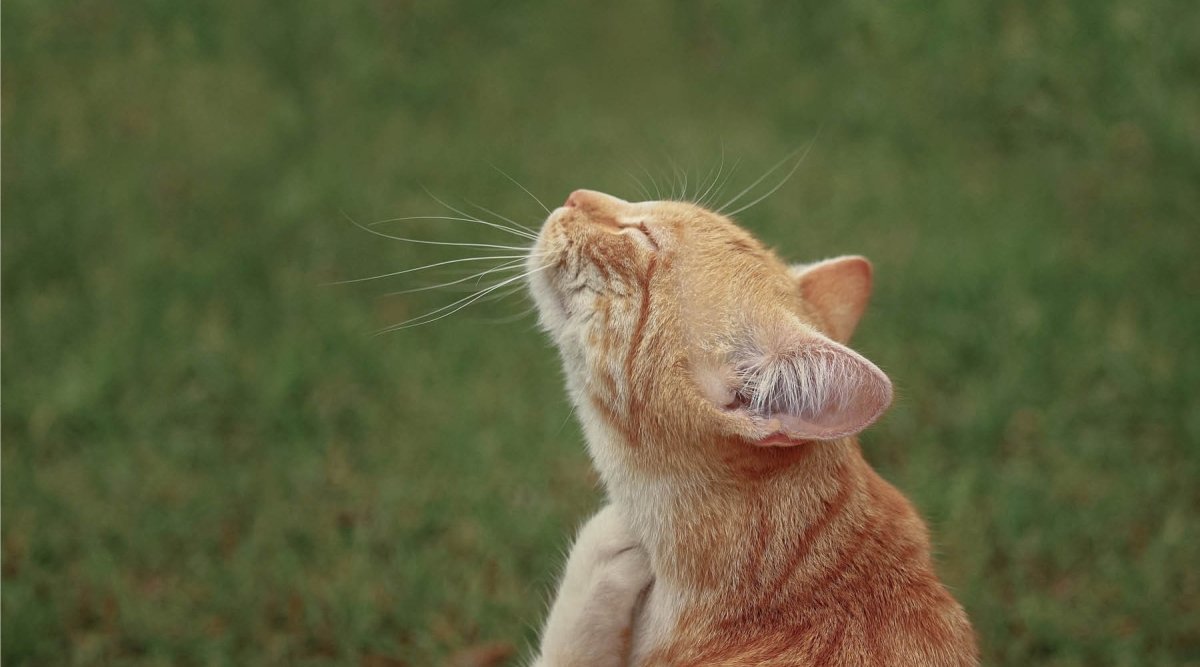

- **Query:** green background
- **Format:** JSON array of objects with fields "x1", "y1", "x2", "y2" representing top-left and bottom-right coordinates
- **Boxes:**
[{"x1": 4, "y1": 1, "x2": 1198, "y2": 665}]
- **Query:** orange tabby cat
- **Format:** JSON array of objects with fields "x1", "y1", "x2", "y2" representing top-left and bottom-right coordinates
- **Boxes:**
[{"x1": 528, "y1": 189, "x2": 977, "y2": 666}]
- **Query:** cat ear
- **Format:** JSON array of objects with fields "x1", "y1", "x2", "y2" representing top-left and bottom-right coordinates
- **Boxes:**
[
  {"x1": 790, "y1": 256, "x2": 873, "y2": 343},
  {"x1": 727, "y1": 318, "x2": 893, "y2": 444}
]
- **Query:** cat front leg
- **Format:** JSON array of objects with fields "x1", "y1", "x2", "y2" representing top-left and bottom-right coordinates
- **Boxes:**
[{"x1": 532, "y1": 504, "x2": 653, "y2": 667}]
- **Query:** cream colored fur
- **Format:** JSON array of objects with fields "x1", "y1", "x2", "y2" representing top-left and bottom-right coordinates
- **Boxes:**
[{"x1": 532, "y1": 505, "x2": 652, "y2": 667}]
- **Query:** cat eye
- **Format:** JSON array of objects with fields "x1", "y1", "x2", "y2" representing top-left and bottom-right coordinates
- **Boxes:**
[{"x1": 623, "y1": 222, "x2": 660, "y2": 252}]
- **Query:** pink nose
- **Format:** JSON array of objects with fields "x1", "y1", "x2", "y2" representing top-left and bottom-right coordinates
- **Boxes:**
[
  {"x1": 564, "y1": 189, "x2": 595, "y2": 208},
  {"x1": 564, "y1": 189, "x2": 624, "y2": 210}
]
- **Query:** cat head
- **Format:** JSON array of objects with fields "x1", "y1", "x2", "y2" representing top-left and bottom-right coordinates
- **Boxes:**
[{"x1": 526, "y1": 189, "x2": 892, "y2": 475}]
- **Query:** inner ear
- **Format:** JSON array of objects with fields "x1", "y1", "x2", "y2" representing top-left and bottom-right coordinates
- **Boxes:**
[
  {"x1": 727, "y1": 326, "x2": 893, "y2": 443},
  {"x1": 790, "y1": 256, "x2": 873, "y2": 343}
]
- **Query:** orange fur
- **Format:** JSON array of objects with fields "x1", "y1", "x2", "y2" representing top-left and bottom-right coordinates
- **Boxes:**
[{"x1": 528, "y1": 189, "x2": 977, "y2": 666}]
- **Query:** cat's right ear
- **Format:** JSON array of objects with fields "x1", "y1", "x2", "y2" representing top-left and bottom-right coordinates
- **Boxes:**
[{"x1": 790, "y1": 256, "x2": 873, "y2": 343}]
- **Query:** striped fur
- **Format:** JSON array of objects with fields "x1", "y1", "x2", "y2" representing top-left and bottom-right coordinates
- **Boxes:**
[{"x1": 528, "y1": 190, "x2": 977, "y2": 666}]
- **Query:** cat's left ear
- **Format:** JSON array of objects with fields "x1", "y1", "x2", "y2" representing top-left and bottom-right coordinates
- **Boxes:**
[
  {"x1": 790, "y1": 255, "x2": 873, "y2": 343},
  {"x1": 727, "y1": 320, "x2": 893, "y2": 444},
  {"x1": 694, "y1": 315, "x2": 893, "y2": 445}
]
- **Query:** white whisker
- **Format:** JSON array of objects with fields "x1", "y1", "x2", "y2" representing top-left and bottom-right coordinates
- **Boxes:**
[
  {"x1": 380, "y1": 278, "x2": 520, "y2": 332},
  {"x1": 709, "y1": 156, "x2": 742, "y2": 209},
  {"x1": 718, "y1": 148, "x2": 802, "y2": 214},
  {"x1": 694, "y1": 147, "x2": 726, "y2": 208},
  {"x1": 724, "y1": 136, "x2": 819, "y2": 217},
  {"x1": 638, "y1": 162, "x2": 663, "y2": 200},
  {"x1": 477, "y1": 283, "x2": 526, "y2": 304},
  {"x1": 384, "y1": 258, "x2": 528, "y2": 295},
  {"x1": 480, "y1": 302, "x2": 538, "y2": 324},
  {"x1": 667, "y1": 157, "x2": 686, "y2": 200},
  {"x1": 378, "y1": 264, "x2": 550, "y2": 332},
  {"x1": 329, "y1": 254, "x2": 534, "y2": 285},
  {"x1": 466, "y1": 201, "x2": 539, "y2": 236},
  {"x1": 695, "y1": 155, "x2": 720, "y2": 203},
  {"x1": 421, "y1": 188, "x2": 540, "y2": 240},
  {"x1": 625, "y1": 171, "x2": 652, "y2": 200},
  {"x1": 370, "y1": 214, "x2": 536, "y2": 241},
  {"x1": 490, "y1": 163, "x2": 551, "y2": 214},
  {"x1": 343, "y1": 212, "x2": 531, "y2": 251}
]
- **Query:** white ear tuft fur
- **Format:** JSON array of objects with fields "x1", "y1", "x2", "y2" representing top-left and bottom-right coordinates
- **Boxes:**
[{"x1": 730, "y1": 319, "x2": 892, "y2": 441}]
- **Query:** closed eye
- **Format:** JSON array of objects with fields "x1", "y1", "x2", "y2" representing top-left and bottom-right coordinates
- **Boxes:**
[{"x1": 623, "y1": 223, "x2": 660, "y2": 252}]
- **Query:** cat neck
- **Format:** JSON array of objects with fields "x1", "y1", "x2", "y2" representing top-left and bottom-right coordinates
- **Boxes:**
[{"x1": 610, "y1": 436, "x2": 880, "y2": 604}]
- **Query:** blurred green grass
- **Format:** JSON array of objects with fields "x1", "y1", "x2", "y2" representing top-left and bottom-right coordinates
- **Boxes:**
[{"x1": 3, "y1": 1, "x2": 1199, "y2": 665}]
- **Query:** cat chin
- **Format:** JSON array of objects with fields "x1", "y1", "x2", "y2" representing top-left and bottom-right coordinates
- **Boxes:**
[{"x1": 526, "y1": 269, "x2": 570, "y2": 334}]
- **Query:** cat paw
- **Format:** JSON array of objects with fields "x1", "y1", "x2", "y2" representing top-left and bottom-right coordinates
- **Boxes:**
[{"x1": 591, "y1": 543, "x2": 652, "y2": 596}]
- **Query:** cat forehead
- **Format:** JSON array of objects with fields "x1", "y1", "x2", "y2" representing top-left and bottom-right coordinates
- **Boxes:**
[
  {"x1": 606, "y1": 201, "x2": 696, "y2": 228},
  {"x1": 551, "y1": 191, "x2": 787, "y2": 277},
  {"x1": 642, "y1": 201, "x2": 772, "y2": 246}
]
